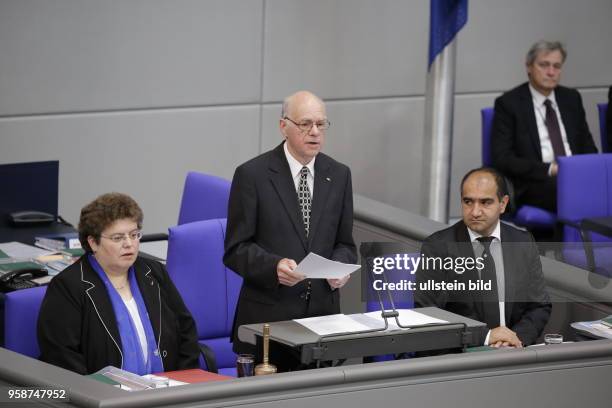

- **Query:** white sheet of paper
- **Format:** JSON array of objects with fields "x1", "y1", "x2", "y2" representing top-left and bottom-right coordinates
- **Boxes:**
[
  {"x1": 0, "y1": 241, "x2": 55, "y2": 259},
  {"x1": 571, "y1": 321, "x2": 612, "y2": 340},
  {"x1": 294, "y1": 314, "x2": 373, "y2": 336},
  {"x1": 363, "y1": 309, "x2": 448, "y2": 330},
  {"x1": 293, "y1": 252, "x2": 360, "y2": 279}
]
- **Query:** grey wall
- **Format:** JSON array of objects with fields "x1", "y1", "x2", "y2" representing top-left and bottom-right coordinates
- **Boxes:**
[{"x1": 0, "y1": 0, "x2": 611, "y2": 231}]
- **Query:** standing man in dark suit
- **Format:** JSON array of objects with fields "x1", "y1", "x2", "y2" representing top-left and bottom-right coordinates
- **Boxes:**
[
  {"x1": 415, "y1": 168, "x2": 551, "y2": 347},
  {"x1": 492, "y1": 41, "x2": 597, "y2": 213},
  {"x1": 224, "y1": 91, "x2": 357, "y2": 368}
]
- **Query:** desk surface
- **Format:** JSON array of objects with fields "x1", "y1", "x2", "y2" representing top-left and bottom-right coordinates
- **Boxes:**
[
  {"x1": 238, "y1": 307, "x2": 487, "y2": 364},
  {"x1": 3, "y1": 341, "x2": 612, "y2": 408}
]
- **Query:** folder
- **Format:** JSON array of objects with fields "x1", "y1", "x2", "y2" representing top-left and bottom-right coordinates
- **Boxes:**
[{"x1": 35, "y1": 232, "x2": 81, "y2": 250}]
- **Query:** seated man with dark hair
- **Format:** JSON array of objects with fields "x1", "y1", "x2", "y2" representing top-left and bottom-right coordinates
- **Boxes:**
[{"x1": 415, "y1": 168, "x2": 551, "y2": 347}]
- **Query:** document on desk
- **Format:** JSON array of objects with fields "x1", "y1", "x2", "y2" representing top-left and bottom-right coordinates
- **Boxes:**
[
  {"x1": 362, "y1": 309, "x2": 449, "y2": 331},
  {"x1": 294, "y1": 314, "x2": 373, "y2": 336},
  {"x1": 571, "y1": 320, "x2": 612, "y2": 339},
  {"x1": 293, "y1": 252, "x2": 361, "y2": 279},
  {"x1": 0, "y1": 241, "x2": 55, "y2": 259}
]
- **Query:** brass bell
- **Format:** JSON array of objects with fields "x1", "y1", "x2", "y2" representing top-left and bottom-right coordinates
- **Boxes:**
[{"x1": 255, "y1": 323, "x2": 277, "y2": 375}]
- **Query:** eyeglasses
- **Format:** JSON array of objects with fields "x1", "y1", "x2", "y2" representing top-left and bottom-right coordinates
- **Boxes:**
[
  {"x1": 100, "y1": 230, "x2": 142, "y2": 244},
  {"x1": 283, "y1": 117, "x2": 331, "y2": 133}
]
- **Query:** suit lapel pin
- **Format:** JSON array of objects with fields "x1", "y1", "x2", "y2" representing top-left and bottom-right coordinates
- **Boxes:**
[{"x1": 326, "y1": 177, "x2": 331, "y2": 182}]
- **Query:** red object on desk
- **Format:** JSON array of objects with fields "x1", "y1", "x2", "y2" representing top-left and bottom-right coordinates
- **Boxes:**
[{"x1": 156, "y1": 369, "x2": 232, "y2": 384}]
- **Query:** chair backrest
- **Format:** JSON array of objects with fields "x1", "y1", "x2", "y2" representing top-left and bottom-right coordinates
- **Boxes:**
[
  {"x1": 481, "y1": 107, "x2": 520, "y2": 215},
  {"x1": 4, "y1": 286, "x2": 47, "y2": 358},
  {"x1": 481, "y1": 107, "x2": 495, "y2": 167},
  {"x1": 166, "y1": 218, "x2": 241, "y2": 340},
  {"x1": 598, "y1": 103, "x2": 609, "y2": 153},
  {"x1": 177, "y1": 172, "x2": 231, "y2": 225},
  {"x1": 558, "y1": 154, "x2": 612, "y2": 242}
]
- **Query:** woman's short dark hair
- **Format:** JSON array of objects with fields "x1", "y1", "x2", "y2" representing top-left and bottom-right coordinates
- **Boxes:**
[{"x1": 78, "y1": 192, "x2": 143, "y2": 252}]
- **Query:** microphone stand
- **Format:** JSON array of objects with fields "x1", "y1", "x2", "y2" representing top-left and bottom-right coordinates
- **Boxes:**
[{"x1": 313, "y1": 255, "x2": 471, "y2": 367}]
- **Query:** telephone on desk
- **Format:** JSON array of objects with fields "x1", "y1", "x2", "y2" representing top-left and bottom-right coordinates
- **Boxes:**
[
  {"x1": 0, "y1": 263, "x2": 47, "y2": 291},
  {"x1": 8, "y1": 211, "x2": 56, "y2": 226}
]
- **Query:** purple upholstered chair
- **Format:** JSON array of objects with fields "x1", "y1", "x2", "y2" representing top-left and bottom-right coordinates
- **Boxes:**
[
  {"x1": 166, "y1": 218, "x2": 241, "y2": 376},
  {"x1": 558, "y1": 154, "x2": 612, "y2": 277},
  {"x1": 177, "y1": 172, "x2": 231, "y2": 225},
  {"x1": 4, "y1": 286, "x2": 47, "y2": 358},
  {"x1": 598, "y1": 103, "x2": 608, "y2": 153},
  {"x1": 481, "y1": 107, "x2": 557, "y2": 230}
]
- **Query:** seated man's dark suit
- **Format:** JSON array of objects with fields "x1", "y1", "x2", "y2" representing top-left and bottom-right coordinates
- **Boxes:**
[
  {"x1": 491, "y1": 83, "x2": 597, "y2": 212},
  {"x1": 224, "y1": 142, "x2": 357, "y2": 357},
  {"x1": 415, "y1": 220, "x2": 551, "y2": 346}
]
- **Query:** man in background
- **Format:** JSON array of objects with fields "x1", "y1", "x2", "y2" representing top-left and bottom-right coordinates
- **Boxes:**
[{"x1": 492, "y1": 40, "x2": 597, "y2": 213}]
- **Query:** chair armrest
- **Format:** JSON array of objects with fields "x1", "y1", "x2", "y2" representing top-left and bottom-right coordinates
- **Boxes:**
[
  {"x1": 140, "y1": 233, "x2": 169, "y2": 242},
  {"x1": 557, "y1": 218, "x2": 596, "y2": 273},
  {"x1": 557, "y1": 218, "x2": 581, "y2": 230},
  {"x1": 198, "y1": 343, "x2": 219, "y2": 374}
]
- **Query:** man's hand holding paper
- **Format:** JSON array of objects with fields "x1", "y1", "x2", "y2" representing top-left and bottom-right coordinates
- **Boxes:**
[
  {"x1": 276, "y1": 258, "x2": 305, "y2": 287},
  {"x1": 327, "y1": 274, "x2": 350, "y2": 289}
]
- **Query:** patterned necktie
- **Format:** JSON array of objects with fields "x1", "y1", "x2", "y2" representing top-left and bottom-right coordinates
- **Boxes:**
[
  {"x1": 477, "y1": 236, "x2": 500, "y2": 328},
  {"x1": 298, "y1": 166, "x2": 312, "y2": 237},
  {"x1": 544, "y1": 99, "x2": 566, "y2": 157}
]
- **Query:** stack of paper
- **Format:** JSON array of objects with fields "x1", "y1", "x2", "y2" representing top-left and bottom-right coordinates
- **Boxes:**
[
  {"x1": 571, "y1": 320, "x2": 612, "y2": 339},
  {"x1": 0, "y1": 241, "x2": 55, "y2": 259},
  {"x1": 294, "y1": 314, "x2": 373, "y2": 336},
  {"x1": 294, "y1": 310, "x2": 449, "y2": 336}
]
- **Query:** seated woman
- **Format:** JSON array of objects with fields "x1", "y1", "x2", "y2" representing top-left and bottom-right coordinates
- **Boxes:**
[{"x1": 37, "y1": 193, "x2": 200, "y2": 375}]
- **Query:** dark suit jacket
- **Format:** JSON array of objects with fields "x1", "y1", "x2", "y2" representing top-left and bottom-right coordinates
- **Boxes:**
[
  {"x1": 224, "y1": 142, "x2": 357, "y2": 352},
  {"x1": 414, "y1": 220, "x2": 551, "y2": 346},
  {"x1": 37, "y1": 256, "x2": 200, "y2": 375},
  {"x1": 491, "y1": 82, "x2": 597, "y2": 198}
]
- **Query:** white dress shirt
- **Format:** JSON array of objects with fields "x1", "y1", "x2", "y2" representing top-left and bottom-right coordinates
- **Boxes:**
[
  {"x1": 283, "y1": 141, "x2": 315, "y2": 195},
  {"x1": 467, "y1": 220, "x2": 506, "y2": 344},
  {"x1": 124, "y1": 297, "x2": 148, "y2": 364},
  {"x1": 529, "y1": 84, "x2": 573, "y2": 172}
]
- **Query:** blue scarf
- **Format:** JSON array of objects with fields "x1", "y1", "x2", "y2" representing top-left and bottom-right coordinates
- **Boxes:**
[{"x1": 88, "y1": 254, "x2": 163, "y2": 375}]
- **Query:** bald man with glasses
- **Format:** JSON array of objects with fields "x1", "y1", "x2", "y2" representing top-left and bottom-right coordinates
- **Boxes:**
[{"x1": 224, "y1": 91, "x2": 357, "y2": 370}]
